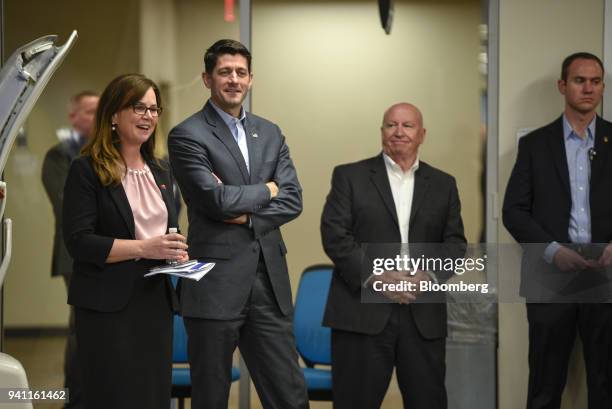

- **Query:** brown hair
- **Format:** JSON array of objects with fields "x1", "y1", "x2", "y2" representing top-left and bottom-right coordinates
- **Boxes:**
[
  {"x1": 204, "y1": 39, "x2": 252, "y2": 74},
  {"x1": 83, "y1": 73, "x2": 162, "y2": 186},
  {"x1": 68, "y1": 90, "x2": 98, "y2": 113},
  {"x1": 561, "y1": 52, "x2": 605, "y2": 81}
]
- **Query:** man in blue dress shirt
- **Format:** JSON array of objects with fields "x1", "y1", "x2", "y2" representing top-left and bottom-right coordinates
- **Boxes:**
[{"x1": 503, "y1": 52, "x2": 612, "y2": 409}]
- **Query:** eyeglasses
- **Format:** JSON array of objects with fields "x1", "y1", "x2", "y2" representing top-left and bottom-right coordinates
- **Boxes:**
[{"x1": 132, "y1": 103, "x2": 163, "y2": 117}]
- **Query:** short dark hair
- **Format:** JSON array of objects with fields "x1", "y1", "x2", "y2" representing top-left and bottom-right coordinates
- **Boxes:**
[
  {"x1": 69, "y1": 90, "x2": 98, "y2": 112},
  {"x1": 561, "y1": 52, "x2": 604, "y2": 81},
  {"x1": 204, "y1": 39, "x2": 251, "y2": 74}
]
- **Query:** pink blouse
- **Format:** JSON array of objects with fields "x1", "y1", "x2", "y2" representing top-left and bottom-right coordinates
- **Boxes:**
[{"x1": 121, "y1": 164, "x2": 168, "y2": 240}]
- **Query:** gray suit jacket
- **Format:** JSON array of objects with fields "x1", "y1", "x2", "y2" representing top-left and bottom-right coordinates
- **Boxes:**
[
  {"x1": 42, "y1": 137, "x2": 82, "y2": 278},
  {"x1": 168, "y1": 101, "x2": 302, "y2": 319}
]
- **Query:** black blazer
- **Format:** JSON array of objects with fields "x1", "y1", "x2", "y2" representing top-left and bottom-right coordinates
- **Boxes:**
[
  {"x1": 503, "y1": 115, "x2": 612, "y2": 299},
  {"x1": 321, "y1": 155, "x2": 466, "y2": 338},
  {"x1": 63, "y1": 155, "x2": 179, "y2": 312},
  {"x1": 42, "y1": 137, "x2": 82, "y2": 277},
  {"x1": 168, "y1": 101, "x2": 302, "y2": 319}
]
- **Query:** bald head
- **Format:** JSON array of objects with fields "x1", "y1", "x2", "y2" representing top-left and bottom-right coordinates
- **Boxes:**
[
  {"x1": 382, "y1": 103, "x2": 423, "y2": 128},
  {"x1": 380, "y1": 102, "x2": 426, "y2": 170}
]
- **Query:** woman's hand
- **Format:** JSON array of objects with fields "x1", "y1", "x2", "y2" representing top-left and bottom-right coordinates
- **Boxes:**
[
  {"x1": 106, "y1": 233, "x2": 189, "y2": 263},
  {"x1": 141, "y1": 232, "x2": 188, "y2": 261}
]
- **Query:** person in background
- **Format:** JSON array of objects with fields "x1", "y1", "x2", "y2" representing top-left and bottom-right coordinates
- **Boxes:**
[
  {"x1": 42, "y1": 90, "x2": 99, "y2": 409},
  {"x1": 63, "y1": 73, "x2": 187, "y2": 409},
  {"x1": 503, "y1": 52, "x2": 612, "y2": 409}
]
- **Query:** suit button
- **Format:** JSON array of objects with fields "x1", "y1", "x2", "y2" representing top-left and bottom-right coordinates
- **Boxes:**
[{"x1": 252, "y1": 244, "x2": 259, "y2": 252}]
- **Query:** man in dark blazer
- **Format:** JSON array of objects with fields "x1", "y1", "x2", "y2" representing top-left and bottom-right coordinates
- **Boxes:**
[
  {"x1": 503, "y1": 52, "x2": 612, "y2": 409},
  {"x1": 321, "y1": 102, "x2": 466, "y2": 409},
  {"x1": 41, "y1": 90, "x2": 98, "y2": 409},
  {"x1": 168, "y1": 39, "x2": 308, "y2": 409}
]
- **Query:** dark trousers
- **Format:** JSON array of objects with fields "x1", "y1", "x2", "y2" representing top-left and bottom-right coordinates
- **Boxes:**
[
  {"x1": 526, "y1": 303, "x2": 612, "y2": 409},
  {"x1": 62, "y1": 274, "x2": 83, "y2": 409},
  {"x1": 184, "y1": 258, "x2": 309, "y2": 409},
  {"x1": 331, "y1": 304, "x2": 446, "y2": 409}
]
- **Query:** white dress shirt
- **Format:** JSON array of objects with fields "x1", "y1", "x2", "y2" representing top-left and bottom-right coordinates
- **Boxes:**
[
  {"x1": 363, "y1": 154, "x2": 436, "y2": 287},
  {"x1": 383, "y1": 153, "x2": 419, "y2": 244}
]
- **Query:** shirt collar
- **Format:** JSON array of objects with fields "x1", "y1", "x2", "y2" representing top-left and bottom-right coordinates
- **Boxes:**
[
  {"x1": 383, "y1": 153, "x2": 420, "y2": 175},
  {"x1": 563, "y1": 114, "x2": 596, "y2": 141},
  {"x1": 70, "y1": 129, "x2": 85, "y2": 144},
  {"x1": 209, "y1": 99, "x2": 246, "y2": 127}
]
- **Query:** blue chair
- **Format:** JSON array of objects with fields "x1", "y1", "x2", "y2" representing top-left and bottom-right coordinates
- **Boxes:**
[
  {"x1": 170, "y1": 278, "x2": 240, "y2": 409},
  {"x1": 293, "y1": 264, "x2": 333, "y2": 401}
]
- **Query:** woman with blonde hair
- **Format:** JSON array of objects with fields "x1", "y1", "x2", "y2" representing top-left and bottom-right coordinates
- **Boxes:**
[{"x1": 63, "y1": 73, "x2": 187, "y2": 409}]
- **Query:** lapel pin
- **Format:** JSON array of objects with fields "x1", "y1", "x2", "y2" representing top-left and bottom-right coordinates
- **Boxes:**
[
  {"x1": 159, "y1": 184, "x2": 167, "y2": 190},
  {"x1": 604, "y1": 136, "x2": 609, "y2": 143},
  {"x1": 252, "y1": 132, "x2": 258, "y2": 138}
]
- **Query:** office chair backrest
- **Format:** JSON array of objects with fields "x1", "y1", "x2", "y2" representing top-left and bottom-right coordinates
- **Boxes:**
[
  {"x1": 173, "y1": 313, "x2": 189, "y2": 363},
  {"x1": 170, "y1": 276, "x2": 189, "y2": 364},
  {"x1": 294, "y1": 264, "x2": 333, "y2": 366}
]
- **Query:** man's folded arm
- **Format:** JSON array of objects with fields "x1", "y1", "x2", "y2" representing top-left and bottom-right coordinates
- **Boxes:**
[
  {"x1": 168, "y1": 127, "x2": 271, "y2": 220},
  {"x1": 251, "y1": 134, "x2": 303, "y2": 236}
]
